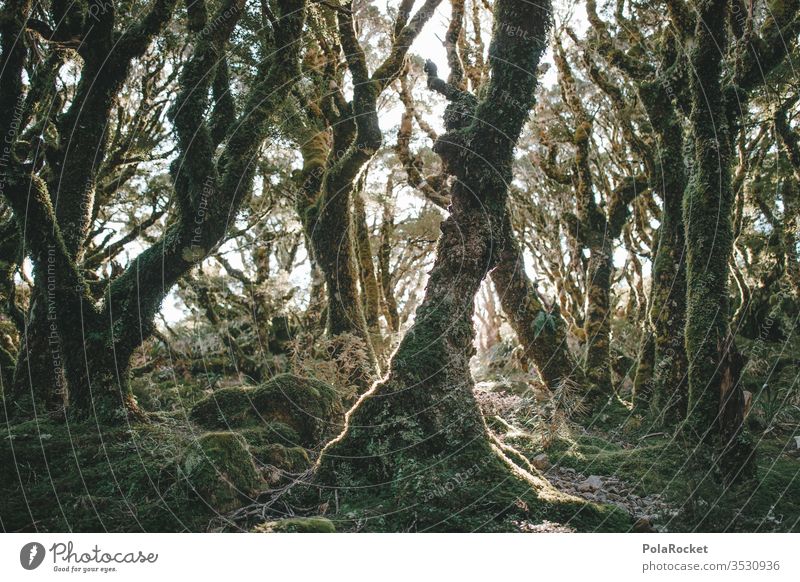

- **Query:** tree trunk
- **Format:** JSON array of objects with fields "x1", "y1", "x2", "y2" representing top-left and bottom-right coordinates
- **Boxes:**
[
  {"x1": 491, "y1": 214, "x2": 582, "y2": 391},
  {"x1": 1, "y1": 0, "x2": 308, "y2": 422},
  {"x1": 378, "y1": 196, "x2": 400, "y2": 333},
  {"x1": 312, "y1": 0, "x2": 623, "y2": 531},
  {"x1": 638, "y1": 80, "x2": 689, "y2": 424},
  {"x1": 684, "y1": 0, "x2": 753, "y2": 481},
  {"x1": 583, "y1": 239, "x2": 614, "y2": 399},
  {"x1": 353, "y1": 190, "x2": 385, "y2": 360},
  {"x1": 9, "y1": 292, "x2": 65, "y2": 417},
  {"x1": 306, "y1": 175, "x2": 378, "y2": 378},
  {"x1": 292, "y1": 0, "x2": 448, "y2": 387},
  {"x1": 632, "y1": 331, "x2": 655, "y2": 411}
]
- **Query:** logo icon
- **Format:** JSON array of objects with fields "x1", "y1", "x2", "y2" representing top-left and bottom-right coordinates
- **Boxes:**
[{"x1": 20, "y1": 542, "x2": 46, "y2": 570}]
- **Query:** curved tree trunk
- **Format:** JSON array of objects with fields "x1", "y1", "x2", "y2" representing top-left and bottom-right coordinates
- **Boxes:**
[
  {"x1": 312, "y1": 0, "x2": 621, "y2": 531},
  {"x1": 294, "y1": 0, "x2": 445, "y2": 388},
  {"x1": 0, "y1": 0, "x2": 308, "y2": 422},
  {"x1": 491, "y1": 213, "x2": 583, "y2": 391}
]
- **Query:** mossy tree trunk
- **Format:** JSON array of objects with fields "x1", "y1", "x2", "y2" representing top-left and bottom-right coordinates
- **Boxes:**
[
  {"x1": 774, "y1": 102, "x2": 800, "y2": 297},
  {"x1": 490, "y1": 213, "x2": 583, "y2": 392},
  {"x1": 631, "y1": 331, "x2": 655, "y2": 409},
  {"x1": 378, "y1": 193, "x2": 400, "y2": 333},
  {"x1": 399, "y1": 29, "x2": 583, "y2": 395},
  {"x1": 293, "y1": 0, "x2": 443, "y2": 387},
  {"x1": 637, "y1": 81, "x2": 689, "y2": 424},
  {"x1": 1, "y1": 0, "x2": 178, "y2": 418},
  {"x1": 353, "y1": 188, "x2": 385, "y2": 359},
  {"x1": 683, "y1": 0, "x2": 753, "y2": 482},
  {"x1": 584, "y1": 0, "x2": 690, "y2": 419},
  {"x1": 0, "y1": 0, "x2": 308, "y2": 422},
  {"x1": 311, "y1": 0, "x2": 616, "y2": 531},
  {"x1": 549, "y1": 39, "x2": 647, "y2": 403}
]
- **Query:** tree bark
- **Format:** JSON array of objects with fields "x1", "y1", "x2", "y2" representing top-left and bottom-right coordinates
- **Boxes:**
[
  {"x1": 491, "y1": 214, "x2": 583, "y2": 391},
  {"x1": 637, "y1": 80, "x2": 689, "y2": 424},
  {"x1": 683, "y1": 0, "x2": 753, "y2": 482},
  {"x1": 0, "y1": 0, "x2": 308, "y2": 422},
  {"x1": 295, "y1": 0, "x2": 444, "y2": 388},
  {"x1": 311, "y1": 0, "x2": 618, "y2": 531}
]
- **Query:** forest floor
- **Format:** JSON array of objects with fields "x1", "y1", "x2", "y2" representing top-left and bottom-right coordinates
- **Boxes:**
[
  {"x1": 1, "y1": 373, "x2": 799, "y2": 533},
  {"x1": 476, "y1": 380, "x2": 800, "y2": 533}
]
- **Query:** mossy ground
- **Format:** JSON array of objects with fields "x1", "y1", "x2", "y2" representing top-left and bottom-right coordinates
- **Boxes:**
[
  {"x1": 534, "y1": 425, "x2": 800, "y2": 532},
  {"x1": 306, "y1": 444, "x2": 632, "y2": 533},
  {"x1": 181, "y1": 431, "x2": 262, "y2": 513},
  {"x1": 3, "y1": 374, "x2": 796, "y2": 532},
  {"x1": 0, "y1": 413, "x2": 315, "y2": 532},
  {"x1": 189, "y1": 373, "x2": 343, "y2": 447},
  {"x1": 253, "y1": 517, "x2": 335, "y2": 533},
  {"x1": 0, "y1": 416, "x2": 208, "y2": 532}
]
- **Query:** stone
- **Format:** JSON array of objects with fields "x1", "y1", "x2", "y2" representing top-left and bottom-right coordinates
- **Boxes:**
[
  {"x1": 532, "y1": 453, "x2": 550, "y2": 471},
  {"x1": 190, "y1": 374, "x2": 344, "y2": 447},
  {"x1": 578, "y1": 475, "x2": 603, "y2": 492},
  {"x1": 181, "y1": 432, "x2": 262, "y2": 512},
  {"x1": 633, "y1": 517, "x2": 656, "y2": 533}
]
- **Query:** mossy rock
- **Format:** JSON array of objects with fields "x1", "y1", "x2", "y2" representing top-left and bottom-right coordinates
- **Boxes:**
[
  {"x1": 189, "y1": 374, "x2": 343, "y2": 447},
  {"x1": 252, "y1": 517, "x2": 335, "y2": 533},
  {"x1": 253, "y1": 443, "x2": 310, "y2": 472},
  {"x1": 181, "y1": 432, "x2": 262, "y2": 513},
  {"x1": 238, "y1": 423, "x2": 302, "y2": 448}
]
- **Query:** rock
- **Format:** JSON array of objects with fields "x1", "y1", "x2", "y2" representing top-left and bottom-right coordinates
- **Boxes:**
[
  {"x1": 254, "y1": 443, "x2": 310, "y2": 472},
  {"x1": 578, "y1": 475, "x2": 603, "y2": 492},
  {"x1": 633, "y1": 517, "x2": 656, "y2": 533},
  {"x1": 190, "y1": 373, "x2": 344, "y2": 447},
  {"x1": 238, "y1": 426, "x2": 311, "y2": 473},
  {"x1": 532, "y1": 453, "x2": 551, "y2": 471},
  {"x1": 181, "y1": 432, "x2": 262, "y2": 512},
  {"x1": 253, "y1": 517, "x2": 335, "y2": 533}
]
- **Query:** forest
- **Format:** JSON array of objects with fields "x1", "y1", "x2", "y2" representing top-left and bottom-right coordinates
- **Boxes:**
[{"x1": 0, "y1": 0, "x2": 798, "y2": 533}]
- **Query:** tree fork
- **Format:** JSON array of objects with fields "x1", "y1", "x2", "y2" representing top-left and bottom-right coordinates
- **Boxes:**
[{"x1": 308, "y1": 0, "x2": 626, "y2": 531}]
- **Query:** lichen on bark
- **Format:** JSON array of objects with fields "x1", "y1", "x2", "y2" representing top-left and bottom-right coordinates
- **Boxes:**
[{"x1": 305, "y1": 0, "x2": 628, "y2": 531}]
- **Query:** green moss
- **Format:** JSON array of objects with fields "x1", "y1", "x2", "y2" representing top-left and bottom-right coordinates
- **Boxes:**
[
  {"x1": 238, "y1": 423, "x2": 302, "y2": 448},
  {"x1": 312, "y1": 421, "x2": 630, "y2": 532},
  {"x1": 189, "y1": 374, "x2": 343, "y2": 447},
  {"x1": 0, "y1": 418, "x2": 218, "y2": 531},
  {"x1": 253, "y1": 517, "x2": 335, "y2": 533},
  {"x1": 181, "y1": 431, "x2": 262, "y2": 513},
  {"x1": 253, "y1": 443, "x2": 310, "y2": 472},
  {"x1": 544, "y1": 431, "x2": 800, "y2": 532}
]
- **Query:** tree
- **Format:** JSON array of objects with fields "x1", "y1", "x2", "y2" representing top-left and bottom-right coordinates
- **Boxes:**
[
  {"x1": 0, "y1": 0, "x2": 308, "y2": 421},
  {"x1": 309, "y1": 0, "x2": 622, "y2": 531}
]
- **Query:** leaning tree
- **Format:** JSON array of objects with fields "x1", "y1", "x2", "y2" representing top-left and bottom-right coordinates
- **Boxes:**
[
  {"x1": 307, "y1": 0, "x2": 625, "y2": 531},
  {"x1": 0, "y1": 0, "x2": 307, "y2": 421}
]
